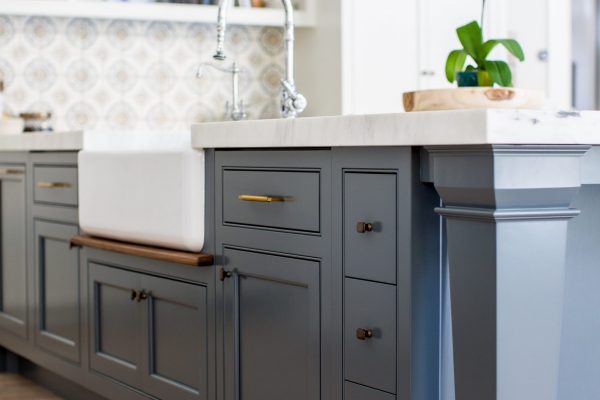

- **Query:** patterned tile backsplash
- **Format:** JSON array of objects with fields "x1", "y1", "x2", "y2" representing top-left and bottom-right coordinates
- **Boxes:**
[{"x1": 0, "y1": 15, "x2": 285, "y2": 132}]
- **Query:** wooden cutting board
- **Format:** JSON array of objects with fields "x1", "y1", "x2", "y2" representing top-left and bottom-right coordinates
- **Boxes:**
[{"x1": 403, "y1": 87, "x2": 545, "y2": 112}]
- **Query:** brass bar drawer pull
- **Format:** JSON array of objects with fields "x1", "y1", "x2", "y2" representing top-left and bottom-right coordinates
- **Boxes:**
[
  {"x1": 37, "y1": 182, "x2": 72, "y2": 189},
  {"x1": 356, "y1": 222, "x2": 374, "y2": 233},
  {"x1": 356, "y1": 328, "x2": 374, "y2": 341},
  {"x1": 238, "y1": 194, "x2": 286, "y2": 203},
  {"x1": 0, "y1": 169, "x2": 24, "y2": 177}
]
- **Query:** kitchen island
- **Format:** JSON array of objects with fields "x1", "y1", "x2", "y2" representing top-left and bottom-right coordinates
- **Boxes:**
[
  {"x1": 0, "y1": 110, "x2": 599, "y2": 400},
  {"x1": 192, "y1": 109, "x2": 600, "y2": 400}
]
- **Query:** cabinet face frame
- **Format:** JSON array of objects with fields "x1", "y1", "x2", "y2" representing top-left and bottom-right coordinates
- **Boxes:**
[
  {"x1": 0, "y1": 162, "x2": 28, "y2": 339},
  {"x1": 33, "y1": 219, "x2": 81, "y2": 363}
]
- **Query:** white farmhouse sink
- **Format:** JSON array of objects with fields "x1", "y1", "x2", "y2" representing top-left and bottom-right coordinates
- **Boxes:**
[{"x1": 79, "y1": 131, "x2": 205, "y2": 252}]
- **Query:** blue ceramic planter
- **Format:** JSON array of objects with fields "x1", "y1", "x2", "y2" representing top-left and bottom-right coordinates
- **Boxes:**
[{"x1": 456, "y1": 71, "x2": 479, "y2": 87}]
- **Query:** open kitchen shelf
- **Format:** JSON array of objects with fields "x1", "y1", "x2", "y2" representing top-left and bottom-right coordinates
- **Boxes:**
[{"x1": 0, "y1": 0, "x2": 316, "y2": 27}]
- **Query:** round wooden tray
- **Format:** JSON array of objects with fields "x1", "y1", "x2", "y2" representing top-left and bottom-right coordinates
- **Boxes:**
[{"x1": 403, "y1": 87, "x2": 545, "y2": 112}]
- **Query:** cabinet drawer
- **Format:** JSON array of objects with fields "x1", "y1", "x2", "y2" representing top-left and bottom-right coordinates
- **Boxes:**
[
  {"x1": 345, "y1": 381, "x2": 396, "y2": 400},
  {"x1": 344, "y1": 172, "x2": 397, "y2": 283},
  {"x1": 222, "y1": 169, "x2": 320, "y2": 233},
  {"x1": 34, "y1": 166, "x2": 78, "y2": 207},
  {"x1": 345, "y1": 278, "x2": 396, "y2": 394}
]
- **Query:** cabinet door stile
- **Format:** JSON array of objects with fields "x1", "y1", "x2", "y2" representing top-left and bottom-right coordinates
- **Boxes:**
[{"x1": 0, "y1": 165, "x2": 28, "y2": 339}]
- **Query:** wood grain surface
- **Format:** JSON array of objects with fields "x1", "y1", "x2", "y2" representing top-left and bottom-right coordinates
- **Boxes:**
[
  {"x1": 70, "y1": 235, "x2": 214, "y2": 267},
  {"x1": 403, "y1": 87, "x2": 545, "y2": 112},
  {"x1": 0, "y1": 374, "x2": 62, "y2": 400}
]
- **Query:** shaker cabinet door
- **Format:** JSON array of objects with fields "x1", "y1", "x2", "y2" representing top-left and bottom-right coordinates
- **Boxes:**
[
  {"x1": 141, "y1": 275, "x2": 209, "y2": 400},
  {"x1": 89, "y1": 263, "x2": 143, "y2": 389},
  {"x1": 223, "y1": 247, "x2": 321, "y2": 400},
  {"x1": 0, "y1": 166, "x2": 28, "y2": 339},
  {"x1": 34, "y1": 220, "x2": 80, "y2": 363}
]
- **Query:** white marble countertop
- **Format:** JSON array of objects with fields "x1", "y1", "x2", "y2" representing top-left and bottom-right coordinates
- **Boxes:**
[
  {"x1": 0, "y1": 131, "x2": 83, "y2": 151},
  {"x1": 191, "y1": 109, "x2": 600, "y2": 148}
]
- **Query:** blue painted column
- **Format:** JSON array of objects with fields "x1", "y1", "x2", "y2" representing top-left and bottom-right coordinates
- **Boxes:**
[{"x1": 427, "y1": 145, "x2": 590, "y2": 400}]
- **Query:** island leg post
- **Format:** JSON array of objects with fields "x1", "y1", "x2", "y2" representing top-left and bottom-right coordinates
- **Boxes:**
[{"x1": 427, "y1": 145, "x2": 590, "y2": 400}]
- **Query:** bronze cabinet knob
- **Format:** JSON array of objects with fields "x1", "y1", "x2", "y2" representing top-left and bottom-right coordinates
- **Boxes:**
[
  {"x1": 138, "y1": 290, "x2": 148, "y2": 302},
  {"x1": 356, "y1": 222, "x2": 374, "y2": 234},
  {"x1": 219, "y1": 268, "x2": 233, "y2": 282},
  {"x1": 131, "y1": 289, "x2": 149, "y2": 302},
  {"x1": 356, "y1": 328, "x2": 374, "y2": 340}
]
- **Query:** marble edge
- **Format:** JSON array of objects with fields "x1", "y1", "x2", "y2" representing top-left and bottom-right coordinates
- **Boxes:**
[
  {"x1": 191, "y1": 109, "x2": 600, "y2": 148},
  {"x1": 0, "y1": 131, "x2": 84, "y2": 151}
]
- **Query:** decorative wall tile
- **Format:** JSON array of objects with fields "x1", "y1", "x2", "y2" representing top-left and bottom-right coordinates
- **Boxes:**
[
  {"x1": 0, "y1": 17, "x2": 15, "y2": 46},
  {"x1": 24, "y1": 58, "x2": 57, "y2": 91},
  {"x1": 66, "y1": 19, "x2": 99, "y2": 49},
  {"x1": 0, "y1": 14, "x2": 286, "y2": 131},
  {"x1": 24, "y1": 17, "x2": 57, "y2": 48}
]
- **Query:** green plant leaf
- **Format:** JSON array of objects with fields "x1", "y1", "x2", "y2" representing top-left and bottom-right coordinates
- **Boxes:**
[
  {"x1": 445, "y1": 50, "x2": 468, "y2": 82},
  {"x1": 484, "y1": 60, "x2": 513, "y2": 87},
  {"x1": 456, "y1": 21, "x2": 483, "y2": 63},
  {"x1": 480, "y1": 39, "x2": 525, "y2": 61}
]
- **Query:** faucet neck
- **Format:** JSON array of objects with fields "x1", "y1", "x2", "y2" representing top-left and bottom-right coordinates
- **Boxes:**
[{"x1": 214, "y1": 0, "x2": 306, "y2": 118}]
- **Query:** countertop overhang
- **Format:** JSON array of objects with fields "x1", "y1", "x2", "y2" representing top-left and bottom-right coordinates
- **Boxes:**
[
  {"x1": 0, "y1": 131, "x2": 83, "y2": 151},
  {"x1": 191, "y1": 109, "x2": 600, "y2": 148}
]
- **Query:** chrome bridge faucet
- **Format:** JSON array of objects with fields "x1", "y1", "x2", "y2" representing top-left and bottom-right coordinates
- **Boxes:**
[{"x1": 214, "y1": 0, "x2": 307, "y2": 118}]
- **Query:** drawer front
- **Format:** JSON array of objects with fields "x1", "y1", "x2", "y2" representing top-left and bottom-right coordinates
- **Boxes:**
[
  {"x1": 344, "y1": 172, "x2": 397, "y2": 284},
  {"x1": 345, "y1": 278, "x2": 396, "y2": 394},
  {"x1": 223, "y1": 169, "x2": 320, "y2": 233},
  {"x1": 345, "y1": 381, "x2": 396, "y2": 400},
  {"x1": 34, "y1": 166, "x2": 78, "y2": 207}
]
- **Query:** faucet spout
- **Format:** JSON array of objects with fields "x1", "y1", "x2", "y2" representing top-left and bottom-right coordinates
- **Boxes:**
[{"x1": 213, "y1": 0, "x2": 307, "y2": 118}]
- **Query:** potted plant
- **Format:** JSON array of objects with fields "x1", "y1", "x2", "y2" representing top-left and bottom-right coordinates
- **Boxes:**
[
  {"x1": 403, "y1": 1, "x2": 543, "y2": 112},
  {"x1": 445, "y1": 4, "x2": 525, "y2": 87}
]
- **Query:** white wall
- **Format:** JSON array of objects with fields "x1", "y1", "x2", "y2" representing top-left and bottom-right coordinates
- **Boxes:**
[{"x1": 296, "y1": 0, "x2": 573, "y2": 117}]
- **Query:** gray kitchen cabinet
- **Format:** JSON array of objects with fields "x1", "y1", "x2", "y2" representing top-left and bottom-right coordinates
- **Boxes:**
[
  {"x1": 34, "y1": 220, "x2": 81, "y2": 363},
  {"x1": 343, "y1": 172, "x2": 397, "y2": 284},
  {"x1": 344, "y1": 278, "x2": 397, "y2": 393},
  {"x1": 0, "y1": 163, "x2": 28, "y2": 339},
  {"x1": 89, "y1": 261, "x2": 210, "y2": 400},
  {"x1": 89, "y1": 263, "x2": 142, "y2": 389},
  {"x1": 345, "y1": 381, "x2": 397, "y2": 400},
  {"x1": 221, "y1": 247, "x2": 321, "y2": 400}
]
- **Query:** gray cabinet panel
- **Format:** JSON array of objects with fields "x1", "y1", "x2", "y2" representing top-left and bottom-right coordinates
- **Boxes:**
[
  {"x1": 223, "y1": 248, "x2": 320, "y2": 400},
  {"x1": 34, "y1": 220, "x2": 80, "y2": 363},
  {"x1": 142, "y1": 274, "x2": 208, "y2": 400},
  {"x1": 345, "y1": 278, "x2": 397, "y2": 394},
  {"x1": 222, "y1": 169, "x2": 320, "y2": 233},
  {"x1": 0, "y1": 166, "x2": 27, "y2": 338},
  {"x1": 345, "y1": 381, "x2": 396, "y2": 400},
  {"x1": 89, "y1": 263, "x2": 142, "y2": 389},
  {"x1": 33, "y1": 166, "x2": 78, "y2": 207},
  {"x1": 344, "y1": 173, "x2": 397, "y2": 284}
]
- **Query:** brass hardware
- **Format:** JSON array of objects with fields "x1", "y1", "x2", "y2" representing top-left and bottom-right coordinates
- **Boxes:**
[
  {"x1": 356, "y1": 222, "x2": 374, "y2": 234},
  {"x1": 219, "y1": 268, "x2": 233, "y2": 282},
  {"x1": 37, "y1": 182, "x2": 72, "y2": 189},
  {"x1": 130, "y1": 289, "x2": 149, "y2": 302},
  {"x1": 238, "y1": 195, "x2": 286, "y2": 203},
  {"x1": 0, "y1": 168, "x2": 24, "y2": 177},
  {"x1": 138, "y1": 290, "x2": 148, "y2": 302},
  {"x1": 356, "y1": 328, "x2": 374, "y2": 341}
]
